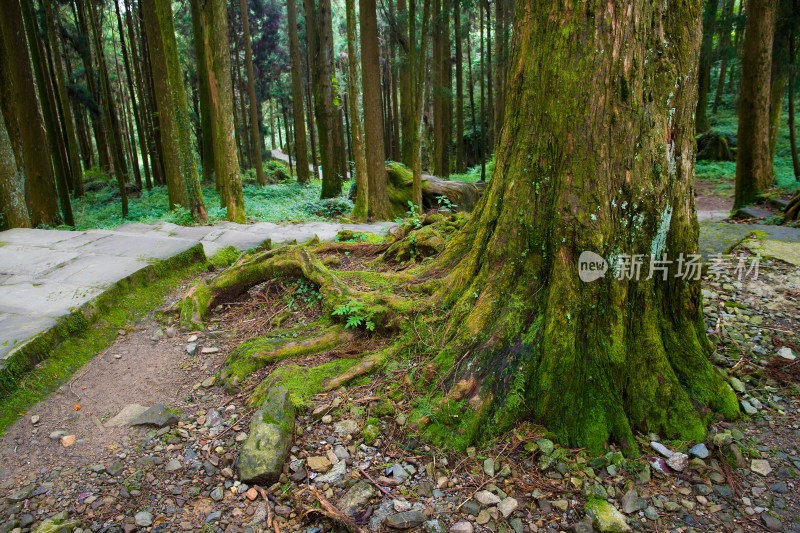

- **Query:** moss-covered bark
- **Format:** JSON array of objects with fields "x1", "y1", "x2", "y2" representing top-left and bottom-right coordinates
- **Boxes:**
[
  {"x1": 191, "y1": 0, "x2": 245, "y2": 223},
  {"x1": 142, "y1": 0, "x2": 206, "y2": 221},
  {"x1": 0, "y1": 106, "x2": 31, "y2": 229},
  {"x1": 423, "y1": 0, "x2": 738, "y2": 454},
  {"x1": 734, "y1": 0, "x2": 777, "y2": 208},
  {"x1": 0, "y1": 0, "x2": 60, "y2": 227}
]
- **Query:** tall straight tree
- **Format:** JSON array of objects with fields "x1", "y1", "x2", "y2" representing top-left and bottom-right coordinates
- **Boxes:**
[
  {"x1": 238, "y1": 0, "x2": 266, "y2": 186},
  {"x1": 360, "y1": 0, "x2": 391, "y2": 218},
  {"x1": 43, "y1": 0, "x2": 84, "y2": 198},
  {"x1": 287, "y1": 0, "x2": 311, "y2": 184},
  {"x1": 430, "y1": 0, "x2": 738, "y2": 451},
  {"x1": 305, "y1": 0, "x2": 343, "y2": 198},
  {"x1": 454, "y1": 0, "x2": 465, "y2": 172},
  {"x1": 409, "y1": 0, "x2": 432, "y2": 208},
  {"x1": 20, "y1": 0, "x2": 74, "y2": 225},
  {"x1": 712, "y1": 0, "x2": 735, "y2": 113},
  {"x1": 734, "y1": 0, "x2": 778, "y2": 208},
  {"x1": 142, "y1": 0, "x2": 207, "y2": 220},
  {"x1": 87, "y1": 0, "x2": 130, "y2": 216},
  {"x1": 695, "y1": 0, "x2": 717, "y2": 133},
  {"x1": 0, "y1": 0, "x2": 60, "y2": 226},
  {"x1": 192, "y1": 0, "x2": 215, "y2": 184},
  {"x1": 0, "y1": 106, "x2": 31, "y2": 229},
  {"x1": 192, "y1": 0, "x2": 245, "y2": 223},
  {"x1": 345, "y1": 0, "x2": 368, "y2": 218},
  {"x1": 432, "y1": 0, "x2": 451, "y2": 178},
  {"x1": 116, "y1": 0, "x2": 152, "y2": 190}
]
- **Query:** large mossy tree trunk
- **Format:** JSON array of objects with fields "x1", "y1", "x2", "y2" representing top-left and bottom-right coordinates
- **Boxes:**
[
  {"x1": 734, "y1": 0, "x2": 777, "y2": 209},
  {"x1": 430, "y1": 0, "x2": 738, "y2": 453},
  {"x1": 142, "y1": 0, "x2": 206, "y2": 221},
  {"x1": 192, "y1": 0, "x2": 245, "y2": 223},
  {"x1": 0, "y1": 0, "x2": 60, "y2": 227},
  {"x1": 0, "y1": 106, "x2": 31, "y2": 229},
  {"x1": 286, "y1": 0, "x2": 311, "y2": 185},
  {"x1": 344, "y1": 0, "x2": 369, "y2": 219}
]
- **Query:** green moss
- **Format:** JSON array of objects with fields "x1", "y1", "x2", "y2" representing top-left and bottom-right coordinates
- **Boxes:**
[
  {"x1": 252, "y1": 358, "x2": 360, "y2": 408},
  {"x1": 208, "y1": 246, "x2": 241, "y2": 269},
  {"x1": 0, "y1": 246, "x2": 207, "y2": 435}
]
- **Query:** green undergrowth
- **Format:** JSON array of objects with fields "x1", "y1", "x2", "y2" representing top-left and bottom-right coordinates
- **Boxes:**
[
  {"x1": 696, "y1": 98, "x2": 800, "y2": 195},
  {"x1": 65, "y1": 164, "x2": 355, "y2": 230},
  {"x1": 449, "y1": 157, "x2": 495, "y2": 184},
  {"x1": 0, "y1": 248, "x2": 208, "y2": 435}
]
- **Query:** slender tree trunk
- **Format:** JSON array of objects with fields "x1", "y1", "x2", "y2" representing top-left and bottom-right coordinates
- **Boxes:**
[
  {"x1": 768, "y1": 0, "x2": 794, "y2": 161},
  {"x1": 192, "y1": 0, "x2": 245, "y2": 223},
  {"x1": 734, "y1": 0, "x2": 778, "y2": 208},
  {"x1": 138, "y1": 3, "x2": 166, "y2": 185},
  {"x1": 345, "y1": 0, "x2": 369, "y2": 218},
  {"x1": 712, "y1": 0, "x2": 734, "y2": 114},
  {"x1": 0, "y1": 105, "x2": 31, "y2": 229},
  {"x1": 21, "y1": 0, "x2": 74, "y2": 225},
  {"x1": 789, "y1": 28, "x2": 800, "y2": 180},
  {"x1": 431, "y1": 0, "x2": 738, "y2": 452},
  {"x1": 239, "y1": 0, "x2": 266, "y2": 185},
  {"x1": 360, "y1": 0, "x2": 391, "y2": 218},
  {"x1": 479, "y1": 0, "x2": 486, "y2": 180},
  {"x1": 305, "y1": 0, "x2": 342, "y2": 198},
  {"x1": 110, "y1": 16, "x2": 142, "y2": 191},
  {"x1": 454, "y1": 0, "x2": 465, "y2": 172},
  {"x1": 398, "y1": 0, "x2": 414, "y2": 166},
  {"x1": 87, "y1": 0, "x2": 128, "y2": 218},
  {"x1": 287, "y1": 0, "x2": 311, "y2": 184},
  {"x1": 268, "y1": 98, "x2": 276, "y2": 150},
  {"x1": 122, "y1": 0, "x2": 152, "y2": 190},
  {"x1": 695, "y1": 0, "x2": 717, "y2": 133},
  {"x1": 190, "y1": 0, "x2": 215, "y2": 186},
  {"x1": 433, "y1": 0, "x2": 451, "y2": 178},
  {"x1": 485, "y1": 0, "x2": 493, "y2": 151},
  {"x1": 283, "y1": 105, "x2": 294, "y2": 177},
  {"x1": 142, "y1": 0, "x2": 206, "y2": 221},
  {"x1": 44, "y1": 1, "x2": 84, "y2": 198},
  {"x1": 305, "y1": 54, "x2": 319, "y2": 178},
  {"x1": 466, "y1": 28, "x2": 477, "y2": 164},
  {"x1": 409, "y1": 0, "x2": 432, "y2": 209}
]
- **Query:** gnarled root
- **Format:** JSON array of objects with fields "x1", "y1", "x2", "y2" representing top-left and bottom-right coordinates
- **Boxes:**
[{"x1": 179, "y1": 245, "x2": 412, "y2": 330}]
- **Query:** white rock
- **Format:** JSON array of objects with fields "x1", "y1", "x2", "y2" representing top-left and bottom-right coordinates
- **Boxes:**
[
  {"x1": 666, "y1": 452, "x2": 689, "y2": 472},
  {"x1": 497, "y1": 497, "x2": 519, "y2": 517},
  {"x1": 450, "y1": 521, "x2": 474, "y2": 533},
  {"x1": 474, "y1": 490, "x2": 501, "y2": 506},
  {"x1": 30, "y1": 415, "x2": 40, "y2": 425},
  {"x1": 650, "y1": 441, "x2": 674, "y2": 458},
  {"x1": 777, "y1": 347, "x2": 796, "y2": 360},
  {"x1": 750, "y1": 459, "x2": 772, "y2": 476}
]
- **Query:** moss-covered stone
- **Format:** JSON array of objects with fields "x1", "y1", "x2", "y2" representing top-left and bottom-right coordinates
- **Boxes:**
[
  {"x1": 237, "y1": 384, "x2": 295, "y2": 484},
  {"x1": 585, "y1": 498, "x2": 631, "y2": 533}
]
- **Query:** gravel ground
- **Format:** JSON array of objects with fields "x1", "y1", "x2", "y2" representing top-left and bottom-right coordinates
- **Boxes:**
[{"x1": 0, "y1": 250, "x2": 798, "y2": 533}]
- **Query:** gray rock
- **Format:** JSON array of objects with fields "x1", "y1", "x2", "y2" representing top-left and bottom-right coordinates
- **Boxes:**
[
  {"x1": 334, "y1": 419, "x2": 359, "y2": 435},
  {"x1": 761, "y1": 511, "x2": 783, "y2": 531},
  {"x1": 135, "y1": 511, "x2": 153, "y2": 527},
  {"x1": 689, "y1": 443, "x2": 709, "y2": 459},
  {"x1": 385, "y1": 510, "x2": 426, "y2": 529},
  {"x1": 497, "y1": 497, "x2": 519, "y2": 517},
  {"x1": 750, "y1": 459, "x2": 772, "y2": 476},
  {"x1": 483, "y1": 458, "x2": 495, "y2": 476},
  {"x1": 475, "y1": 490, "x2": 501, "y2": 506},
  {"x1": 206, "y1": 510, "x2": 222, "y2": 523},
  {"x1": 649, "y1": 441, "x2": 674, "y2": 458},
  {"x1": 131, "y1": 403, "x2": 180, "y2": 428},
  {"x1": 450, "y1": 521, "x2": 474, "y2": 533},
  {"x1": 237, "y1": 385, "x2": 295, "y2": 484},
  {"x1": 211, "y1": 486, "x2": 224, "y2": 501},
  {"x1": 186, "y1": 343, "x2": 197, "y2": 355},
  {"x1": 337, "y1": 481, "x2": 376, "y2": 516},
  {"x1": 620, "y1": 489, "x2": 645, "y2": 514},
  {"x1": 423, "y1": 519, "x2": 446, "y2": 533},
  {"x1": 251, "y1": 502, "x2": 267, "y2": 525},
  {"x1": 741, "y1": 400, "x2": 758, "y2": 415},
  {"x1": 572, "y1": 518, "x2": 595, "y2": 533},
  {"x1": 462, "y1": 499, "x2": 481, "y2": 516},
  {"x1": 164, "y1": 459, "x2": 182, "y2": 472},
  {"x1": 666, "y1": 452, "x2": 689, "y2": 472},
  {"x1": 6, "y1": 485, "x2": 34, "y2": 503},
  {"x1": 315, "y1": 460, "x2": 348, "y2": 486}
]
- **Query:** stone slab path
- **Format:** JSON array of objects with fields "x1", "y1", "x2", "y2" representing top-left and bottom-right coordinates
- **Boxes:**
[{"x1": 0, "y1": 221, "x2": 394, "y2": 369}]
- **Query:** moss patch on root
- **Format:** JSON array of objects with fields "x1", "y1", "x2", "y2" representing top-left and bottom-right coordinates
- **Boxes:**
[{"x1": 251, "y1": 359, "x2": 361, "y2": 409}]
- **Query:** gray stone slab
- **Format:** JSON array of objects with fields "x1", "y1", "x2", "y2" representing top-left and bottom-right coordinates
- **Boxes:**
[
  {"x1": 0, "y1": 244, "x2": 80, "y2": 277},
  {"x1": 0, "y1": 228, "x2": 79, "y2": 246},
  {"x1": 697, "y1": 210, "x2": 729, "y2": 223},
  {"x1": 112, "y1": 222, "x2": 166, "y2": 235},
  {"x1": 0, "y1": 281, "x2": 102, "y2": 317},
  {"x1": 39, "y1": 255, "x2": 150, "y2": 287},
  {"x1": 698, "y1": 222, "x2": 800, "y2": 259},
  {"x1": 156, "y1": 222, "x2": 217, "y2": 240},
  {"x1": 0, "y1": 313, "x2": 58, "y2": 360},
  {"x1": 70, "y1": 232, "x2": 198, "y2": 260},
  {"x1": 206, "y1": 229, "x2": 270, "y2": 250}
]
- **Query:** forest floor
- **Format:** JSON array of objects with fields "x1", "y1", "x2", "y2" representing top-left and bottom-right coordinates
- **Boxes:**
[{"x1": 0, "y1": 229, "x2": 798, "y2": 532}]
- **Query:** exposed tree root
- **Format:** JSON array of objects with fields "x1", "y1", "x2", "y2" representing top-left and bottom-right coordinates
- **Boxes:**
[
  {"x1": 323, "y1": 348, "x2": 392, "y2": 391},
  {"x1": 179, "y1": 244, "x2": 416, "y2": 330},
  {"x1": 784, "y1": 191, "x2": 800, "y2": 223}
]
